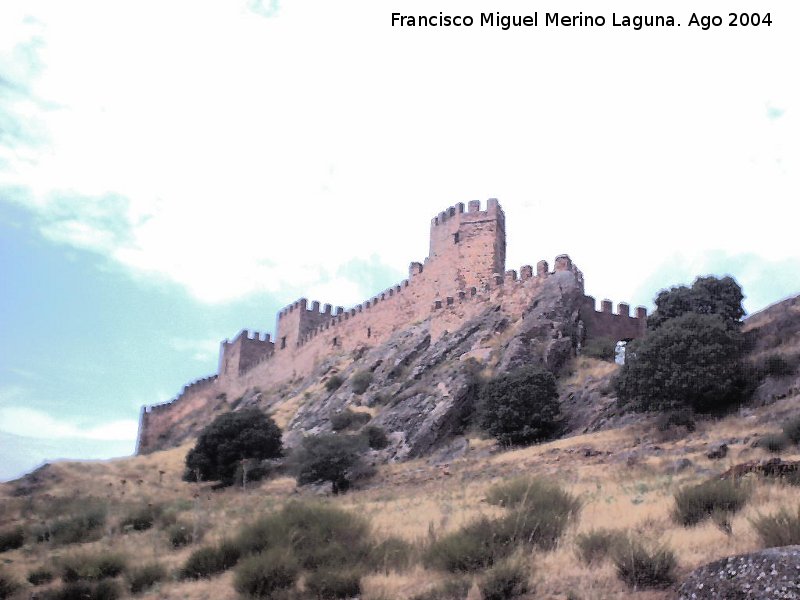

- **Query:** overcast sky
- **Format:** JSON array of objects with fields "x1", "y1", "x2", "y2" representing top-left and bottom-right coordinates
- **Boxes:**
[{"x1": 1, "y1": 0, "x2": 797, "y2": 480}]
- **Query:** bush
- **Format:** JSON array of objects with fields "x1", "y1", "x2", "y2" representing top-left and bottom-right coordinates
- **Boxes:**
[
  {"x1": 180, "y1": 541, "x2": 241, "y2": 579},
  {"x1": 751, "y1": 506, "x2": 800, "y2": 548},
  {"x1": 477, "y1": 367, "x2": 561, "y2": 446},
  {"x1": 654, "y1": 409, "x2": 696, "y2": 433},
  {"x1": 479, "y1": 560, "x2": 529, "y2": 600},
  {"x1": 410, "y1": 577, "x2": 471, "y2": 600},
  {"x1": 127, "y1": 563, "x2": 166, "y2": 595},
  {"x1": 612, "y1": 539, "x2": 676, "y2": 589},
  {"x1": 369, "y1": 536, "x2": 415, "y2": 572},
  {"x1": 294, "y1": 434, "x2": 370, "y2": 494},
  {"x1": 0, "y1": 527, "x2": 23, "y2": 553},
  {"x1": 673, "y1": 479, "x2": 750, "y2": 526},
  {"x1": 363, "y1": 425, "x2": 390, "y2": 450},
  {"x1": 0, "y1": 571, "x2": 20, "y2": 600},
  {"x1": 305, "y1": 568, "x2": 362, "y2": 599},
  {"x1": 485, "y1": 477, "x2": 580, "y2": 513},
  {"x1": 782, "y1": 415, "x2": 800, "y2": 444},
  {"x1": 184, "y1": 408, "x2": 283, "y2": 485},
  {"x1": 325, "y1": 375, "x2": 344, "y2": 392},
  {"x1": 60, "y1": 553, "x2": 126, "y2": 582},
  {"x1": 425, "y1": 498, "x2": 577, "y2": 574},
  {"x1": 581, "y1": 337, "x2": 617, "y2": 362},
  {"x1": 28, "y1": 567, "x2": 54, "y2": 585},
  {"x1": 350, "y1": 370, "x2": 373, "y2": 394},
  {"x1": 39, "y1": 581, "x2": 121, "y2": 600},
  {"x1": 764, "y1": 354, "x2": 795, "y2": 377},
  {"x1": 167, "y1": 521, "x2": 197, "y2": 548},
  {"x1": 574, "y1": 529, "x2": 626, "y2": 565},
  {"x1": 648, "y1": 275, "x2": 744, "y2": 332},
  {"x1": 36, "y1": 505, "x2": 107, "y2": 546},
  {"x1": 120, "y1": 504, "x2": 161, "y2": 532},
  {"x1": 233, "y1": 550, "x2": 298, "y2": 598},
  {"x1": 616, "y1": 313, "x2": 746, "y2": 414},
  {"x1": 330, "y1": 409, "x2": 372, "y2": 432},
  {"x1": 758, "y1": 432, "x2": 790, "y2": 453},
  {"x1": 235, "y1": 502, "x2": 373, "y2": 571}
]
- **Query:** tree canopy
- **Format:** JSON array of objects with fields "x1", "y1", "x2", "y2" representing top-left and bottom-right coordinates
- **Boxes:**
[
  {"x1": 185, "y1": 408, "x2": 283, "y2": 485},
  {"x1": 648, "y1": 276, "x2": 744, "y2": 331}
]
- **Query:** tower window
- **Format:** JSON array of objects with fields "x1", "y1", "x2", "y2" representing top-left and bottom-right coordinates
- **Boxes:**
[
  {"x1": 280, "y1": 336, "x2": 286, "y2": 349},
  {"x1": 367, "y1": 327, "x2": 371, "y2": 338},
  {"x1": 453, "y1": 232, "x2": 460, "y2": 244},
  {"x1": 333, "y1": 337, "x2": 338, "y2": 347}
]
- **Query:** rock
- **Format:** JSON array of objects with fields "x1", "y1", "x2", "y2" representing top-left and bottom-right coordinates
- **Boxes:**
[
  {"x1": 581, "y1": 446, "x2": 602, "y2": 457},
  {"x1": 677, "y1": 545, "x2": 800, "y2": 599},
  {"x1": 707, "y1": 442, "x2": 729, "y2": 460}
]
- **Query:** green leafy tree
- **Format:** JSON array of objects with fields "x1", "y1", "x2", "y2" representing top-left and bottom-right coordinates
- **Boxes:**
[
  {"x1": 477, "y1": 367, "x2": 561, "y2": 446},
  {"x1": 294, "y1": 434, "x2": 368, "y2": 494},
  {"x1": 648, "y1": 276, "x2": 744, "y2": 331},
  {"x1": 184, "y1": 409, "x2": 282, "y2": 485},
  {"x1": 616, "y1": 313, "x2": 744, "y2": 413}
]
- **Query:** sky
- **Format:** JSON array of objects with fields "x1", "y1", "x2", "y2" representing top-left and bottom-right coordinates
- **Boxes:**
[{"x1": 0, "y1": 0, "x2": 798, "y2": 481}]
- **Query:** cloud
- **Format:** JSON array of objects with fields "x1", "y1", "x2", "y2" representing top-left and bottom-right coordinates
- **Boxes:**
[
  {"x1": 0, "y1": 406, "x2": 138, "y2": 441},
  {"x1": 169, "y1": 337, "x2": 223, "y2": 363}
]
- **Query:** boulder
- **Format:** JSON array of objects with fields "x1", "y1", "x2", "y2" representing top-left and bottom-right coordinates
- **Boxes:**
[
  {"x1": 707, "y1": 442, "x2": 729, "y2": 460},
  {"x1": 677, "y1": 546, "x2": 800, "y2": 599}
]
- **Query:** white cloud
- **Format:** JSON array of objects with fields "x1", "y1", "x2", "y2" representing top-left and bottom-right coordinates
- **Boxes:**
[
  {"x1": 169, "y1": 337, "x2": 223, "y2": 363},
  {"x1": 0, "y1": 0, "x2": 798, "y2": 309},
  {"x1": 0, "y1": 406, "x2": 138, "y2": 442}
]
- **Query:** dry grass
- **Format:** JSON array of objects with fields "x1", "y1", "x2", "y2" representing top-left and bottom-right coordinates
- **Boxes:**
[{"x1": 2, "y1": 390, "x2": 800, "y2": 599}]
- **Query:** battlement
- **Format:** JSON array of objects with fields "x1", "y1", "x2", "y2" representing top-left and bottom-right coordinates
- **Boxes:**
[
  {"x1": 580, "y1": 295, "x2": 647, "y2": 341},
  {"x1": 430, "y1": 198, "x2": 502, "y2": 227},
  {"x1": 143, "y1": 374, "x2": 218, "y2": 415}
]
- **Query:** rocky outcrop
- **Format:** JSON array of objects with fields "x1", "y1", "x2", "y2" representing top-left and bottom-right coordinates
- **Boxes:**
[{"x1": 677, "y1": 546, "x2": 800, "y2": 599}]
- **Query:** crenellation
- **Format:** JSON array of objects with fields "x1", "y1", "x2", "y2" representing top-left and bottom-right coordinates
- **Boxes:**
[
  {"x1": 140, "y1": 200, "x2": 655, "y2": 455},
  {"x1": 602, "y1": 299, "x2": 613, "y2": 313}
]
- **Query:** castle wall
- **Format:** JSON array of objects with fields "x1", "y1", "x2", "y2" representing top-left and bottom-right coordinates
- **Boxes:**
[
  {"x1": 580, "y1": 296, "x2": 647, "y2": 341},
  {"x1": 136, "y1": 375, "x2": 218, "y2": 454}
]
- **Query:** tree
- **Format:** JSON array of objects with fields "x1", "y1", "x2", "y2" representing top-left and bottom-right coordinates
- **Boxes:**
[
  {"x1": 184, "y1": 409, "x2": 282, "y2": 485},
  {"x1": 616, "y1": 312, "x2": 745, "y2": 413},
  {"x1": 648, "y1": 276, "x2": 744, "y2": 331},
  {"x1": 477, "y1": 367, "x2": 561, "y2": 446},
  {"x1": 294, "y1": 434, "x2": 369, "y2": 494}
]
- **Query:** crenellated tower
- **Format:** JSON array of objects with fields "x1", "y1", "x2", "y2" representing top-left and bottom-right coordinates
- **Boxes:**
[{"x1": 426, "y1": 198, "x2": 506, "y2": 296}]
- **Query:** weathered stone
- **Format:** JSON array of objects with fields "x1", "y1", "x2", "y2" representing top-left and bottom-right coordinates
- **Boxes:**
[
  {"x1": 707, "y1": 442, "x2": 729, "y2": 460},
  {"x1": 677, "y1": 546, "x2": 800, "y2": 599}
]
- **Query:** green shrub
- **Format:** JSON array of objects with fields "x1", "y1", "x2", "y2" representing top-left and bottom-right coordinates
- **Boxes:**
[
  {"x1": 235, "y1": 502, "x2": 373, "y2": 571},
  {"x1": 233, "y1": 550, "x2": 298, "y2": 598},
  {"x1": 127, "y1": 563, "x2": 166, "y2": 595},
  {"x1": 616, "y1": 312, "x2": 746, "y2": 414},
  {"x1": 581, "y1": 337, "x2": 617, "y2": 362},
  {"x1": 648, "y1": 275, "x2": 744, "y2": 331},
  {"x1": 479, "y1": 560, "x2": 529, "y2": 600},
  {"x1": 574, "y1": 529, "x2": 626, "y2": 565},
  {"x1": 673, "y1": 479, "x2": 750, "y2": 526},
  {"x1": 759, "y1": 432, "x2": 790, "y2": 453},
  {"x1": 426, "y1": 482, "x2": 579, "y2": 573},
  {"x1": 167, "y1": 521, "x2": 197, "y2": 548},
  {"x1": 294, "y1": 434, "x2": 370, "y2": 494},
  {"x1": 485, "y1": 477, "x2": 580, "y2": 513},
  {"x1": 325, "y1": 375, "x2": 344, "y2": 392},
  {"x1": 782, "y1": 415, "x2": 800, "y2": 444},
  {"x1": 477, "y1": 367, "x2": 561, "y2": 446},
  {"x1": 364, "y1": 425, "x2": 390, "y2": 450},
  {"x1": 0, "y1": 571, "x2": 20, "y2": 600},
  {"x1": 36, "y1": 505, "x2": 107, "y2": 546},
  {"x1": 611, "y1": 539, "x2": 676, "y2": 590},
  {"x1": 751, "y1": 506, "x2": 800, "y2": 548},
  {"x1": 121, "y1": 504, "x2": 161, "y2": 532},
  {"x1": 305, "y1": 568, "x2": 362, "y2": 599},
  {"x1": 330, "y1": 409, "x2": 372, "y2": 432},
  {"x1": 39, "y1": 581, "x2": 121, "y2": 600},
  {"x1": 60, "y1": 553, "x2": 127, "y2": 582},
  {"x1": 369, "y1": 536, "x2": 415, "y2": 572},
  {"x1": 764, "y1": 354, "x2": 795, "y2": 377},
  {"x1": 350, "y1": 370, "x2": 374, "y2": 394},
  {"x1": 0, "y1": 527, "x2": 23, "y2": 553},
  {"x1": 410, "y1": 577, "x2": 471, "y2": 600},
  {"x1": 28, "y1": 567, "x2": 54, "y2": 585},
  {"x1": 180, "y1": 541, "x2": 241, "y2": 579}
]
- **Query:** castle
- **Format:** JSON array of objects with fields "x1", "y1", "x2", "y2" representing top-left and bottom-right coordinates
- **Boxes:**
[{"x1": 136, "y1": 199, "x2": 647, "y2": 453}]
